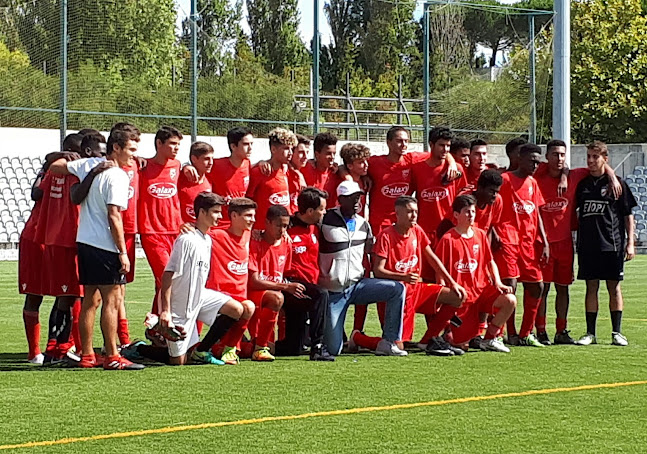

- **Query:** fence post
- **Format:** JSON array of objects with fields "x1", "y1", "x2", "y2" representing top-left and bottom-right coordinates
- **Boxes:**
[
  {"x1": 59, "y1": 0, "x2": 68, "y2": 148},
  {"x1": 313, "y1": 0, "x2": 320, "y2": 135},
  {"x1": 190, "y1": 0, "x2": 198, "y2": 142},
  {"x1": 528, "y1": 14, "x2": 537, "y2": 144},
  {"x1": 423, "y1": 2, "x2": 430, "y2": 151}
]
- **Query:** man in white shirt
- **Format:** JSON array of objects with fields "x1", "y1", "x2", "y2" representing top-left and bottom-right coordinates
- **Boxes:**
[{"x1": 49, "y1": 123, "x2": 143, "y2": 370}]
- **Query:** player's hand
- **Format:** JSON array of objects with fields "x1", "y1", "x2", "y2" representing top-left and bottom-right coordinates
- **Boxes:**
[
  {"x1": 134, "y1": 156, "x2": 147, "y2": 170},
  {"x1": 285, "y1": 282, "x2": 307, "y2": 298},
  {"x1": 251, "y1": 229, "x2": 263, "y2": 241},
  {"x1": 446, "y1": 160, "x2": 459, "y2": 181},
  {"x1": 62, "y1": 151, "x2": 81, "y2": 162},
  {"x1": 458, "y1": 184, "x2": 474, "y2": 195},
  {"x1": 331, "y1": 162, "x2": 339, "y2": 173},
  {"x1": 625, "y1": 243, "x2": 635, "y2": 261},
  {"x1": 404, "y1": 273, "x2": 420, "y2": 285},
  {"x1": 119, "y1": 253, "x2": 130, "y2": 274},
  {"x1": 258, "y1": 160, "x2": 272, "y2": 176},
  {"x1": 361, "y1": 174, "x2": 373, "y2": 193},
  {"x1": 557, "y1": 179, "x2": 568, "y2": 197},
  {"x1": 451, "y1": 283, "x2": 467, "y2": 303},
  {"x1": 490, "y1": 230, "x2": 502, "y2": 252},
  {"x1": 159, "y1": 310, "x2": 174, "y2": 330},
  {"x1": 91, "y1": 160, "x2": 116, "y2": 175},
  {"x1": 179, "y1": 222, "x2": 196, "y2": 234},
  {"x1": 182, "y1": 165, "x2": 199, "y2": 183},
  {"x1": 541, "y1": 243, "x2": 550, "y2": 265},
  {"x1": 609, "y1": 177, "x2": 623, "y2": 200},
  {"x1": 496, "y1": 282, "x2": 513, "y2": 294}
]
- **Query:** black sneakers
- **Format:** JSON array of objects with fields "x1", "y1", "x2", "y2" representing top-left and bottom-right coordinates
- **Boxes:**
[
  {"x1": 425, "y1": 337, "x2": 453, "y2": 356},
  {"x1": 310, "y1": 344, "x2": 335, "y2": 362}
]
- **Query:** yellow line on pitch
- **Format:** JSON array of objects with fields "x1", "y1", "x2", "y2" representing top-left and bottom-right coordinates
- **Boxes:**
[
  {"x1": 1, "y1": 380, "x2": 646, "y2": 450},
  {"x1": 566, "y1": 316, "x2": 647, "y2": 322}
]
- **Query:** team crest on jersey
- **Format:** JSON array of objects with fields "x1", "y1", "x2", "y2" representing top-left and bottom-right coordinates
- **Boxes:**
[
  {"x1": 294, "y1": 245, "x2": 307, "y2": 254},
  {"x1": 269, "y1": 191, "x2": 290, "y2": 206},
  {"x1": 395, "y1": 255, "x2": 419, "y2": 273},
  {"x1": 128, "y1": 186, "x2": 135, "y2": 200},
  {"x1": 420, "y1": 187, "x2": 449, "y2": 202},
  {"x1": 148, "y1": 183, "x2": 177, "y2": 199},
  {"x1": 227, "y1": 260, "x2": 248, "y2": 275},
  {"x1": 381, "y1": 183, "x2": 409, "y2": 198},
  {"x1": 601, "y1": 187, "x2": 608, "y2": 197},
  {"x1": 513, "y1": 201, "x2": 536, "y2": 215},
  {"x1": 278, "y1": 255, "x2": 286, "y2": 267},
  {"x1": 402, "y1": 169, "x2": 410, "y2": 178},
  {"x1": 311, "y1": 234, "x2": 317, "y2": 243},
  {"x1": 473, "y1": 244, "x2": 480, "y2": 255},
  {"x1": 127, "y1": 170, "x2": 134, "y2": 181},
  {"x1": 528, "y1": 186, "x2": 533, "y2": 196},
  {"x1": 244, "y1": 176, "x2": 250, "y2": 187},
  {"x1": 455, "y1": 258, "x2": 478, "y2": 273},
  {"x1": 542, "y1": 197, "x2": 568, "y2": 212},
  {"x1": 293, "y1": 235, "x2": 302, "y2": 243},
  {"x1": 170, "y1": 168, "x2": 177, "y2": 180}
]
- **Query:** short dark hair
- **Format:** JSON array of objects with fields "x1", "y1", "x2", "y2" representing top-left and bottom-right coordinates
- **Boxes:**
[
  {"x1": 106, "y1": 123, "x2": 140, "y2": 155},
  {"x1": 470, "y1": 138, "x2": 487, "y2": 151},
  {"x1": 386, "y1": 126, "x2": 410, "y2": 142},
  {"x1": 428, "y1": 126, "x2": 453, "y2": 144},
  {"x1": 450, "y1": 137, "x2": 470, "y2": 153},
  {"x1": 78, "y1": 128, "x2": 102, "y2": 137},
  {"x1": 547, "y1": 139, "x2": 567, "y2": 153},
  {"x1": 194, "y1": 192, "x2": 225, "y2": 218},
  {"x1": 452, "y1": 194, "x2": 476, "y2": 213},
  {"x1": 505, "y1": 137, "x2": 527, "y2": 157},
  {"x1": 519, "y1": 143, "x2": 542, "y2": 157},
  {"x1": 339, "y1": 143, "x2": 371, "y2": 166},
  {"x1": 228, "y1": 197, "x2": 257, "y2": 217},
  {"x1": 313, "y1": 132, "x2": 338, "y2": 153},
  {"x1": 586, "y1": 140, "x2": 608, "y2": 157},
  {"x1": 190, "y1": 141, "x2": 214, "y2": 158},
  {"x1": 296, "y1": 134, "x2": 311, "y2": 146},
  {"x1": 227, "y1": 127, "x2": 252, "y2": 151},
  {"x1": 80, "y1": 131, "x2": 106, "y2": 155},
  {"x1": 477, "y1": 169, "x2": 503, "y2": 189},
  {"x1": 62, "y1": 133, "x2": 83, "y2": 153},
  {"x1": 297, "y1": 187, "x2": 328, "y2": 214},
  {"x1": 154, "y1": 126, "x2": 183, "y2": 150},
  {"x1": 266, "y1": 204, "x2": 290, "y2": 221},
  {"x1": 395, "y1": 195, "x2": 417, "y2": 209}
]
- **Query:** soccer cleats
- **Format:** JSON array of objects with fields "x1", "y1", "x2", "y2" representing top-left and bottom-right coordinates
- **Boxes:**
[
  {"x1": 191, "y1": 350, "x2": 225, "y2": 365},
  {"x1": 611, "y1": 332, "x2": 628, "y2": 346},
  {"x1": 375, "y1": 339, "x2": 408, "y2": 356},
  {"x1": 480, "y1": 337, "x2": 511, "y2": 353},
  {"x1": 251, "y1": 346, "x2": 275, "y2": 362},
  {"x1": 554, "y1": 330, "x2": 576, "y2": 345},
  {"x1": 519, "y1": 333, "x2": 545, "y2": 347},
  {"x1": 221, "y1": 346, "x2": 240, "y2": 365},
  {"x1": 576, "y1": 333, "x2": 597, "y2": 346}
]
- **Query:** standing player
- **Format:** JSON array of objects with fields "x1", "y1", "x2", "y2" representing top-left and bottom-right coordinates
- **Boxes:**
[
  {"x1": 574, "y1": 141, "x2": 636, "y2": 346},
  {"x1": 504, "y1": 137, "x2": 526, "y2": 172},
  {"x1": 206, "y1": 198, "x2": 257, "y2": 365},
  {"x1": 300, "y1": 132, "x2": 338, "y2": 191},
  {"x1": 246, "y1": 128, "x2": 295, "y2": 221},
  {"x1": 436, "y1": 195, "x2": 517, "y2": 353},
  {"x1": 286, "y1": 135, "x2": 309, "y2": 214},
  {"x1": 450, "y1": 137, "x2": 471, "y2": 169},
  {"x1": 138, "y1": 126, "x2": 183, "y2": 320},
  {"x1": 329, "y1": 143, "x2": 371, "y2": 213},
  {"x1": 178, "y1": 142, "x2": 213, "y2": 223},
  {"x1": 494, "y1": 144, "x2": 549, "y2": 347},
  {"x1": 465, "y1": 139, "x2": 488, "y2": 187}
]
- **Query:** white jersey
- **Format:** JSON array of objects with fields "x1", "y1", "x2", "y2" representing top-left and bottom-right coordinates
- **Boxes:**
[{"x1": 67, "y1": 157, "x2": 129, "y2": 252}]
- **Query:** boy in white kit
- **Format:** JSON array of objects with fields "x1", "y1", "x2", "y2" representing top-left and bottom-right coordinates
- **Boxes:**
[{"x1": 159, "y1": 192, "x2": 246, "y2": 365}]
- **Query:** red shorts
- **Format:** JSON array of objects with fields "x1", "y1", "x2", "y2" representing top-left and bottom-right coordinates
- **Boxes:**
[
  {"x1": 401, "y1": 283, "x2": 443, "y2": 342},
  {"x1": 140, "y1": 233, "x2": 177, "y2": 287},
  {"x1": 18, "y1": 238, "x2": 44, "y2": 295},
  {"x1": 541, "y1": 239, "x2": 574, "y2": 286},
  {"x1": 43, "y1": 245, "x2": 82, "y2": 297},
  {"x1": 125, "y1": 233, "x2": 136, "y2": 283},
  {"x1": 451, "y1": 284, "x2": 502, "y2": 345},
  {"x1": 494, "y1": 239, "x2": 542, "y2": 283}
]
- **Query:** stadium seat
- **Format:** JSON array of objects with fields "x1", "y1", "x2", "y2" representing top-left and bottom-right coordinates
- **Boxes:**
[
  {"x1": 0, "y1": 157, "x2": 9, "y2": 167},
  {"x1": 0, "y1": 233, "x2": 7, "y2": 242},
  {"x1": 637, "y1": 222, "x2": 647, "y2": 232},
  {"x1": 9, "y1": 232, "x2": 19, "y2": 242},
  {"x1": 635, "y1": 177, "x2": 645, "y2": 185},
  {"x1": 640, "y1": 232, "x2": 647, "y2": 242},
  {"x1": 634, "y1": 212, "x2": 644, "y2": 221},
  {"x1": 638, "y1": 187, "x2": 647, "y2": 194}
]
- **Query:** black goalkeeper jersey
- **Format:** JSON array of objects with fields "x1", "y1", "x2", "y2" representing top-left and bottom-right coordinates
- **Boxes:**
[{"x1": 575, "y1": 174, "x2": 636, "y2": 253}]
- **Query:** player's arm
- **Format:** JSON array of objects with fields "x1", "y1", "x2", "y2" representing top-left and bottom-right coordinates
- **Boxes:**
[
  {"x1": 625, "y1": 214, "x2": 635, "y2": 261},
  {"x1": 537, "y1": 211, "x2": 550, "y2": 263},
  {"x1": 70, "y1": 161, "x2": 116, "y2": 204},
  {"x1": 422, "y1": 245, "x2": 467, "y2": 301},
  {"x1": 248, "y1": 271, "x2": 306, "y2": 298},
  {"x1": 373, "y1": 255, "x2": 418, "y2": 285},
  {"x1": 181, "y1": 163, "x2": 199, "y2": 183},
  {"x1": 30, "y1": 169, "x2": 46, "y2": 201},
  {"x1": 445, "y1": 152, "x2": 460, "y2": 181},
  {"x1": 604, "y1": 164, "x2": 622, "y2": 199},
  {"x1": 107, "y1": 204, "x2": 129, "y2": 274},
  {"x1": 47, "y1": 152, "x2": 81, "y2": 175},
  {"x1": 487, "y1": 259, "x2": 513, "y2": 294},
  {"x1": 158, "y1": 270, "x2": 175, "y2": 328},
  {"x1": 254, "y1": 160, "x2": 273, "y2": 176}
]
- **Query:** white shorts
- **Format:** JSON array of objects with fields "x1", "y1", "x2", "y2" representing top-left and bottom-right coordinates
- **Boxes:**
[{"x1": 167, "y1": 289, "x2": 230, "y2": 357}]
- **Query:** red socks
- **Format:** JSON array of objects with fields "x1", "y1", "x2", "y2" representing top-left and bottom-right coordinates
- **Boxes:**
[
  {"x1": 196, "y1": 320, "x2": 204, "y2": 335},
  {"x1": 353, "y1": 305, "x2": 368, "y2": 331},
  {"x1": 220, "y1": 318, "x2": 250, "y2": 350},
  {"x1": 352, "y1": 331, "x2": 380, "y2": 351},
  {"x1": 71, "y1": 300, "x2": 82, "y2": 350},
  {"x1": 520, "y1": 294, "x2": 542, "y2": 338},
  {"x1": 421, "y1": 304, "x2": 458, "y2": 343},
  {"x1": 23, "y1": 310, "x2": 41, "y2": 359},
  {"x1": 556, "y1": 317, "x2": 567, "y2": 333},
  {"x1": 484, "y1": 323, "x2": 503, "y2": 340},
  {"x1": 256, "y1": 307, "x2": 279, "y2": 348}
]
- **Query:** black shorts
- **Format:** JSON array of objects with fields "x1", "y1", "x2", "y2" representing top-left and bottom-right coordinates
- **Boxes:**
[
  {"x1": 577, "y1": 250, "x2": 625, "y2": 281},
  {"x1": 77, "y1": 242, "x2": 126, "y2": 286}
]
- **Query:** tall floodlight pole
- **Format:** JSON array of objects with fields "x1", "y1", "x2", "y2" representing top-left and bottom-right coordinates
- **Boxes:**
[
  {"x1": 190, "y1": 0, "x2": 198, "y2": 142},
  {"x1": 423, "y1": 2, "x2": 430, "y2": 151},
  {"x1": 313, "y1": 0, "x2": 321, "y2": 135},
  {"x1": 553, "y1": 0, "x2": 571, "y2": 164}
]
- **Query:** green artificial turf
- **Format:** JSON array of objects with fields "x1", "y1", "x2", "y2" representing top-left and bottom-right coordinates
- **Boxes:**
[{"x1": 1, "y1": 257, "x2": 646, "y2": 453}]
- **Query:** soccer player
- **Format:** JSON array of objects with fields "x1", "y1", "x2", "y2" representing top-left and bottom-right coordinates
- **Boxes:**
[
  {"x1": 504, "y1": 137, "x2": 526, "y2": 172},
  {"x1": 138, "y1": 126, "x2": 183, "y2": 319},
  {"x1": 493, "y1": 143, "x2": 549, "y2": 347},
  {"x1": 320, "y1": 180, "x2": 407, "y2": 357},
  {"x1": 367, "y1": 196, "x2": 467, "y2": 354},
  {"x1": 157, "y1": 192, "x2": 248, "y2": 365},
  {"x1": 574, "y1": 141, "x2": 636, "y2": 346},
  {"x1": 49, "y1": 124, "x2": 144, "y2": 370},
  {"x1": 207, "y1": 127, "x2": 253, "y2": 228},
  {"x1": 300, "y1": 132, "x2": 338, "y2": 192},
  {"x1": 246, "y1": 127, "x2": 295, "y2": 221},
  {"x1": 279, "y1": 187, "x2": 334, "y2": 361},
  {"x1": 286, "y1": 134, "x2": 309, "y2": 213},
  {"x1": 330, "y1": 143, "x2": 371, "y2": 214},
  {"x1": 436, "y1": 195, "x2": 517, "y2": 353},
  {"x1": 206, "y1": 198, "x2": 257, "y2": 365},
  {"x1": 411, "y1": 126, "x2": 468, "y2": 280},
  {"x1": 450, "y1": 137, "x2": 471, "y2": 169},
  {"x1": 466, "y1": 139, "x2": 488, "y2": 187},
  {"x1": 178, "y1": 142, "x2": 213, "y2": 223}
]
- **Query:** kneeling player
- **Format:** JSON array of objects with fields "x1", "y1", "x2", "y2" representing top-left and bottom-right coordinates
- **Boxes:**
[
  {"x1": 159, "y1": 193, "x2": 247, "y2": 365},
  {"x1": 436, "y1": 195, "x2": 516, "y2": 353}
]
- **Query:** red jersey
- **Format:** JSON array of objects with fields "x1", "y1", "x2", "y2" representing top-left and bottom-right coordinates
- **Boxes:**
[
  {"x1": 475, "y1": 193, "x2": 503, "y2": 232},
  {"x1": 285, "y1": 217, "x2": 320, "y2": 283},
  {"x1": 206, "y1": 228, "x2": 250, "y2": 301},
  {"x1": 138, "y1": 158, "x2": 182, "y2": 234},
  {"x1": 536, "y1": 167, "x2": 588, "y2": 243},
  {"x1": 121, "y1": 160, "x2": 139, "y2": 234},
  {"x1": 495, "y1": 172, "x2": 545, "y2": 245},
  {"x1": 207, "y1": 157, "x2": 250, "y2": 227},
  {"x1": 34, "y1": 172, "x2": 80, "y2": 247},
  {"x1": 246, "y1": 165, "x2": 291, "y2": 222},
  {"x1": 411, "y1": 160, "x2": 468, "y2": 240},
  {"x1": 435, "y1": 228, "x2": 493, "y2": 303},
  {"x1": 300, "y1": 161, "x2": 334, "y2": 190},
  {"x1": 374, "y1": 224, "x2": 430, "y2": 276},
  {"x1": 248, "y1": 236, "x2": 292, "y2": 285},
  {"x1": 286, "y1": 168, "x2": 305, "y2": 214},
  {"x1": 178, "y1": 173, "x2": 212, "y2": 223},
  {"x1": 21, "y1": 198, "x2": 43, "y2": 243},
  {"x1": 367, "y1": 152, "x2": 429, "y2": 234},
  {"x1": 466, "y1": 166, "x2": 482, "y2": 187}
]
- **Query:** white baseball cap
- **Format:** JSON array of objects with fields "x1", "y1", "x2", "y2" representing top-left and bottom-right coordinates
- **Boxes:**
[{"x1": 336, "y1": 180, "x2": 364, "y2": 197}]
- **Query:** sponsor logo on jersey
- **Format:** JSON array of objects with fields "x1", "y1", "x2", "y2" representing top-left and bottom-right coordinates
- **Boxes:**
[
  {"x1": 185, "y1": 206, "x2": 195, "y2": 219},
  {"x1": 513, "y1": 200, "x2": 536, "y2": 215},
  {"x1": 244, "y1": 176, "x2": 250, "y2": 188},
  {"x1": 541, "y1": 197, "x2": 568, "y2": 212},
  {"x1": 402, "y1": 169, "x2": 410, "y2": 178},
  {"x1": 127, "y1": 170, "x2": 135, "y2": 181},
  {"x1": 294, "y1": 245, "x2": 307, "y2": 254},
  {"x1": 148, "y1": 183, "x2": 178, "y2": 199},
  {"x1": 170, "y1": 168, "x2": 177, "y2": 180},
  {"x1": 61, "y1": 285, "x2": 68, "y2": 292},
  {"x1": 582, "y1": 199, "x2": 609, "y2": 216},
  {"x1": 293, "y1": 235, "x2": 301, "y2": 243},
  {"x1": 455, "y1": 258, "x2": 478, "y2": 273},
  {"x1": 227, "y1": 260, "x2": 248, "y2": 275},
  {"x1": 128, "y1": 186, "x2": 135, "y2": 200},
  {"x1": 381, "y1": 183, "x2": 409, "y2": 198},
  {"x1": 420, "y1": 187, "x2": 449, "y2": 202},
  {"x1": 259, "y1": 271, "x2": 283, "y2": 283},
  {"x1": 395, "y1": 255, "x2": 419, "y2": 273},
  {"x1": 269, "y1": 191, "x2": 290, "y2": 206},
  {"x1": 601, "y1": 187, "x2": 608, "y2": 197}
]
